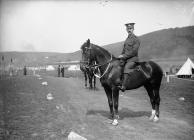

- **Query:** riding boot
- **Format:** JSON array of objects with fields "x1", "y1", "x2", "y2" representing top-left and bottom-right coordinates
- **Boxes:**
[
  {"x1": 120, "y1": 73, "x2": 129, "y2": 92},
  {"x1": 120, "y1": 70, "x2": 135, "y2": 92}
]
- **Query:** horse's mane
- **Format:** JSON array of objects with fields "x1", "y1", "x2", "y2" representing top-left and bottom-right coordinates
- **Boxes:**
[
  {"x1": 80, "y1": 40, "x2": 116, "y2": 60},
  {"x1": 91, "y1": 43, "x2": 116, "y2": 59}
]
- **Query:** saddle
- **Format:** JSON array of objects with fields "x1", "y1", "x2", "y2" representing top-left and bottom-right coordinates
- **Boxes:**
[
  {"x1": 120, "y1": 61, "x2": 152, "y2": 79},
  {"x1": 134, "y1": 62, "x2": 152, "y2": 79}
]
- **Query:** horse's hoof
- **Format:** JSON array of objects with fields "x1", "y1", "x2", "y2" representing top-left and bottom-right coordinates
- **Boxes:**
[
  {"x1": 112, "y1": 119, "x2": 118, "y2": 126},
  {"x1": 153, "y1": 116, "x2": 159, "y2": 123},
  {"x1": 149, "y1": 114, "x2": 155, "y2": 121}
]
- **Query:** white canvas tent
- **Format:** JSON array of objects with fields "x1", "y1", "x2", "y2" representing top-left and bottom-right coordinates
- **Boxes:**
[
  {"x1": 46, "y1": 65, "x2": 55, "y2": 71},
  {"x1": 67, "y1": 65, "x2": 80, "y2": 71},
  {"x1": 176, "y1": 58, "x2": 194, "y2": 76}
]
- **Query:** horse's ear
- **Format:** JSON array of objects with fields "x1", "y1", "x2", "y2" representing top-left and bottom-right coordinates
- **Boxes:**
[{"x1": 87, "y1": 39, "x2": 90, "y2": 46}]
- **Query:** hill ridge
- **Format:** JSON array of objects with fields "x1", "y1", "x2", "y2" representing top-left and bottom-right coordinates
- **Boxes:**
[{"x1": 0, "y1": 26, "x2": 194, "y2": 69}]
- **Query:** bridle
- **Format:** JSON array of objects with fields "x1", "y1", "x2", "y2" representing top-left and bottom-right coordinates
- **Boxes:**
[
  {"x1": 93, "y1": 54, "x2": 112, "y2": 78},
  {"x1": 81, "y1": 45, "x2": 113, "y2": 79}
]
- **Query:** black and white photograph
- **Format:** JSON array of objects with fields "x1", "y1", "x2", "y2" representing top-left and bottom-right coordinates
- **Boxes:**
[{"x1": 0, "y1": 0, "x2": 194, "y2": 139}]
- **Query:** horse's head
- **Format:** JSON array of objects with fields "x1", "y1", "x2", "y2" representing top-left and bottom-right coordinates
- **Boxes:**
[{"x1": 80, "y1": 39, "x2": 96, "y2": 65}]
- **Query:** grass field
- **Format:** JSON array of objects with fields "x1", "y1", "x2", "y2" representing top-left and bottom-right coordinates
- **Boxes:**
[{"x1": 0, "y1": 74, "x2": 194, "y2": 140}]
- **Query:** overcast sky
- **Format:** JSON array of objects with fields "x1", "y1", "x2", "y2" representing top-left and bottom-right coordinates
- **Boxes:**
[{"x1": 0, "y1": 0, "x2": 194, "y2": 53}]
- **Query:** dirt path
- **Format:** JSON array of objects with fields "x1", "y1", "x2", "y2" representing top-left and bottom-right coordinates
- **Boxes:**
[{"x1": 0, "y1": 75, "x2": 194, "y2": 140}]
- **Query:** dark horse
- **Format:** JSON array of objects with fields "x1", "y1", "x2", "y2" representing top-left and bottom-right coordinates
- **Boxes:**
[
  {"x1": 81, "y1": 39, "x2": 163, "y2": 125},
  {"x1": 80, "y1": 56, "x2": 96, "y2": 89}
]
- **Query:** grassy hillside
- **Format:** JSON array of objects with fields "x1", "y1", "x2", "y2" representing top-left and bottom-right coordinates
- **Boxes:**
[
  {"x1": 0, "y1": 26, "x2": 193, "y2": 71},
  {"x1": 139, "y1": 26, "x2": 194, "y2": 60},
  {"x1": 103, "y1": 26, "x2": 194, "y2": 61}
]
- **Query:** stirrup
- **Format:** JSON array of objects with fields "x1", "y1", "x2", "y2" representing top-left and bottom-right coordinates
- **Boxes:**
[{"x1": 119, "y1": 85, "x2": 126, "y2": 92}]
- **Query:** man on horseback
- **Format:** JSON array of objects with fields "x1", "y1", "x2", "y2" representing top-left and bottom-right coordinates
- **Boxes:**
[{"x1": 118, "y1": 22, "x2": 140, "y2": 92}]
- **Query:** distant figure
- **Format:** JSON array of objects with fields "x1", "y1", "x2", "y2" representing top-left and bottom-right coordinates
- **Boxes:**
[
  {"x1": 23, "y1": 66, "x2": 27, "y2": 76},
  {"x1": 61, "y1": 66, "x2": 65, "y2": 77},
  {"x1": 57, "y1": 65, "x2": 61, "y2": 77}
]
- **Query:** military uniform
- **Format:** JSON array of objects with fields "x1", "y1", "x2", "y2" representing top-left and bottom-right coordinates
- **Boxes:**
[
  {"x1": 58, "y1": 65, "x2": 61, "y2": 77},
  {"x1": 61, "y1": 66, "x2": 65, "y2": 77},
  {"x1": 23, "y1": 66, "x2": 27, "y2": 76},
  {"x1": 119, "y1": 22, "x2": 140, "y2": 92},
  {"x1": 121, "y1": 33, "x2": 140, "y2": 73}
]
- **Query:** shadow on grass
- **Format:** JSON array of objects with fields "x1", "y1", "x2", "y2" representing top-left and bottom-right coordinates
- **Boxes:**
[
  {"x1": 84, "y1": 86, "x2": 100, "y2": 91},
  {"x1": 86, "y1": 107, "x2": 150, "y2": 120}
]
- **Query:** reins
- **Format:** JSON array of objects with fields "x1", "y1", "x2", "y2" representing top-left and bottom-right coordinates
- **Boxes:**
[
  {"x1": 93, "y1": 54, "x2": 113, "y2": 79},
  {"x1": 94, "y1": 61, "x2": 111, "y2": 79},
  {"x1": 81, "y1": 43, "x2": 114, "y2": 79},
  {"x1": 80, "y1": 54, "x2": 113, "y2": 79}
]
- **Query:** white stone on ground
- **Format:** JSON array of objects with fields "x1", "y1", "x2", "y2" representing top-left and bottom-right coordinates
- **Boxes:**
[
  {"x1": 41, "y1": 81, "x2": 48, "y2": 86},
  {"x1": 47, "y1": 93, "x2": 53, "y2": 100},
  {"x1": 179, "y1": 97, "x2": 185, "y2": 101},
  {"x1": 68, "y1": 131, "x2": 87, "y2": 140}
]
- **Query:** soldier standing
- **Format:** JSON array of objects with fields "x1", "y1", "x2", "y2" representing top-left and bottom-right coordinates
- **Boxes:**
[
  {"x1": 23, "y1": 66, "x2": 27, "y2": 76},
  {"x1": 61, "y1": 66, "x2": 65, "y2": 77},
  {"x1": 118, "y1": 23, "x2": 140, "y2": 92},
  {"x1": 57, "y1": 65, "x2": 61, "y2": 77}
]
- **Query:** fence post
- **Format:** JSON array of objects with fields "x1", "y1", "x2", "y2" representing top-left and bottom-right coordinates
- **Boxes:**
[{"x1": 167, "y1": 75, "x2": 170, "y2": 83}]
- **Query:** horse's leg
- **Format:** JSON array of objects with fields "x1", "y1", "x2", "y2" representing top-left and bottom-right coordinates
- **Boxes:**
[
  {"x1": 112, "y1": 87, "x2": 119, "y2": 119},
  {"x1": 144, "y1": 83, "x2": 156, "y2": 121},
  {"x1": 93, "y1": 76, "x2": 96, "y2": 89},
  {"x1": 112, "y1": 87, "x2": 120, "y2": 126},
  {"x1": 153, "y1": 88, "x2": 160, "y2": 122},
  {"x1": 89, "y1": 75, "x2": 93, "y2": 89},
  {"x1": 84, "y1": 72, "x2": 87, "y2": 88},
  {"x1": 103, "y1": 85, "x2": 114, "y2": 119}
]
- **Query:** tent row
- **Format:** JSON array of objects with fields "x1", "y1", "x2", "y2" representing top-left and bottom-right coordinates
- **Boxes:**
[{"x1": 45, "y1": 65, "x2": 80, "y2": 71}]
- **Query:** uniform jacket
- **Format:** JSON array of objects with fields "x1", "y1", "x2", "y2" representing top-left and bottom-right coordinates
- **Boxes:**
[{"x1": 121, "y1": 34, "x2": 140, "y2": 62}]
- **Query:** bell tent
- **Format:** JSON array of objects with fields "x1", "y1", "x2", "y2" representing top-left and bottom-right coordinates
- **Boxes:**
[{"x1": 176, "y1": 58, "x2": 194, "y2": 77}]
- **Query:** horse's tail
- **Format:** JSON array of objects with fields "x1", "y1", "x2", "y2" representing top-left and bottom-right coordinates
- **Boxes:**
[{"x1": 149, "y1": 61, "x2": 163, "y2": 76}]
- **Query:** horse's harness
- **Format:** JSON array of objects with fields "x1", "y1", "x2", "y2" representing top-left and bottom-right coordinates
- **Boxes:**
[
  {"x1": 81, "y1": 46, "x2": 113, "y2": 79},
  {"x1": 93, "y1": 54, "x2": 112, "y2": 79}
]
